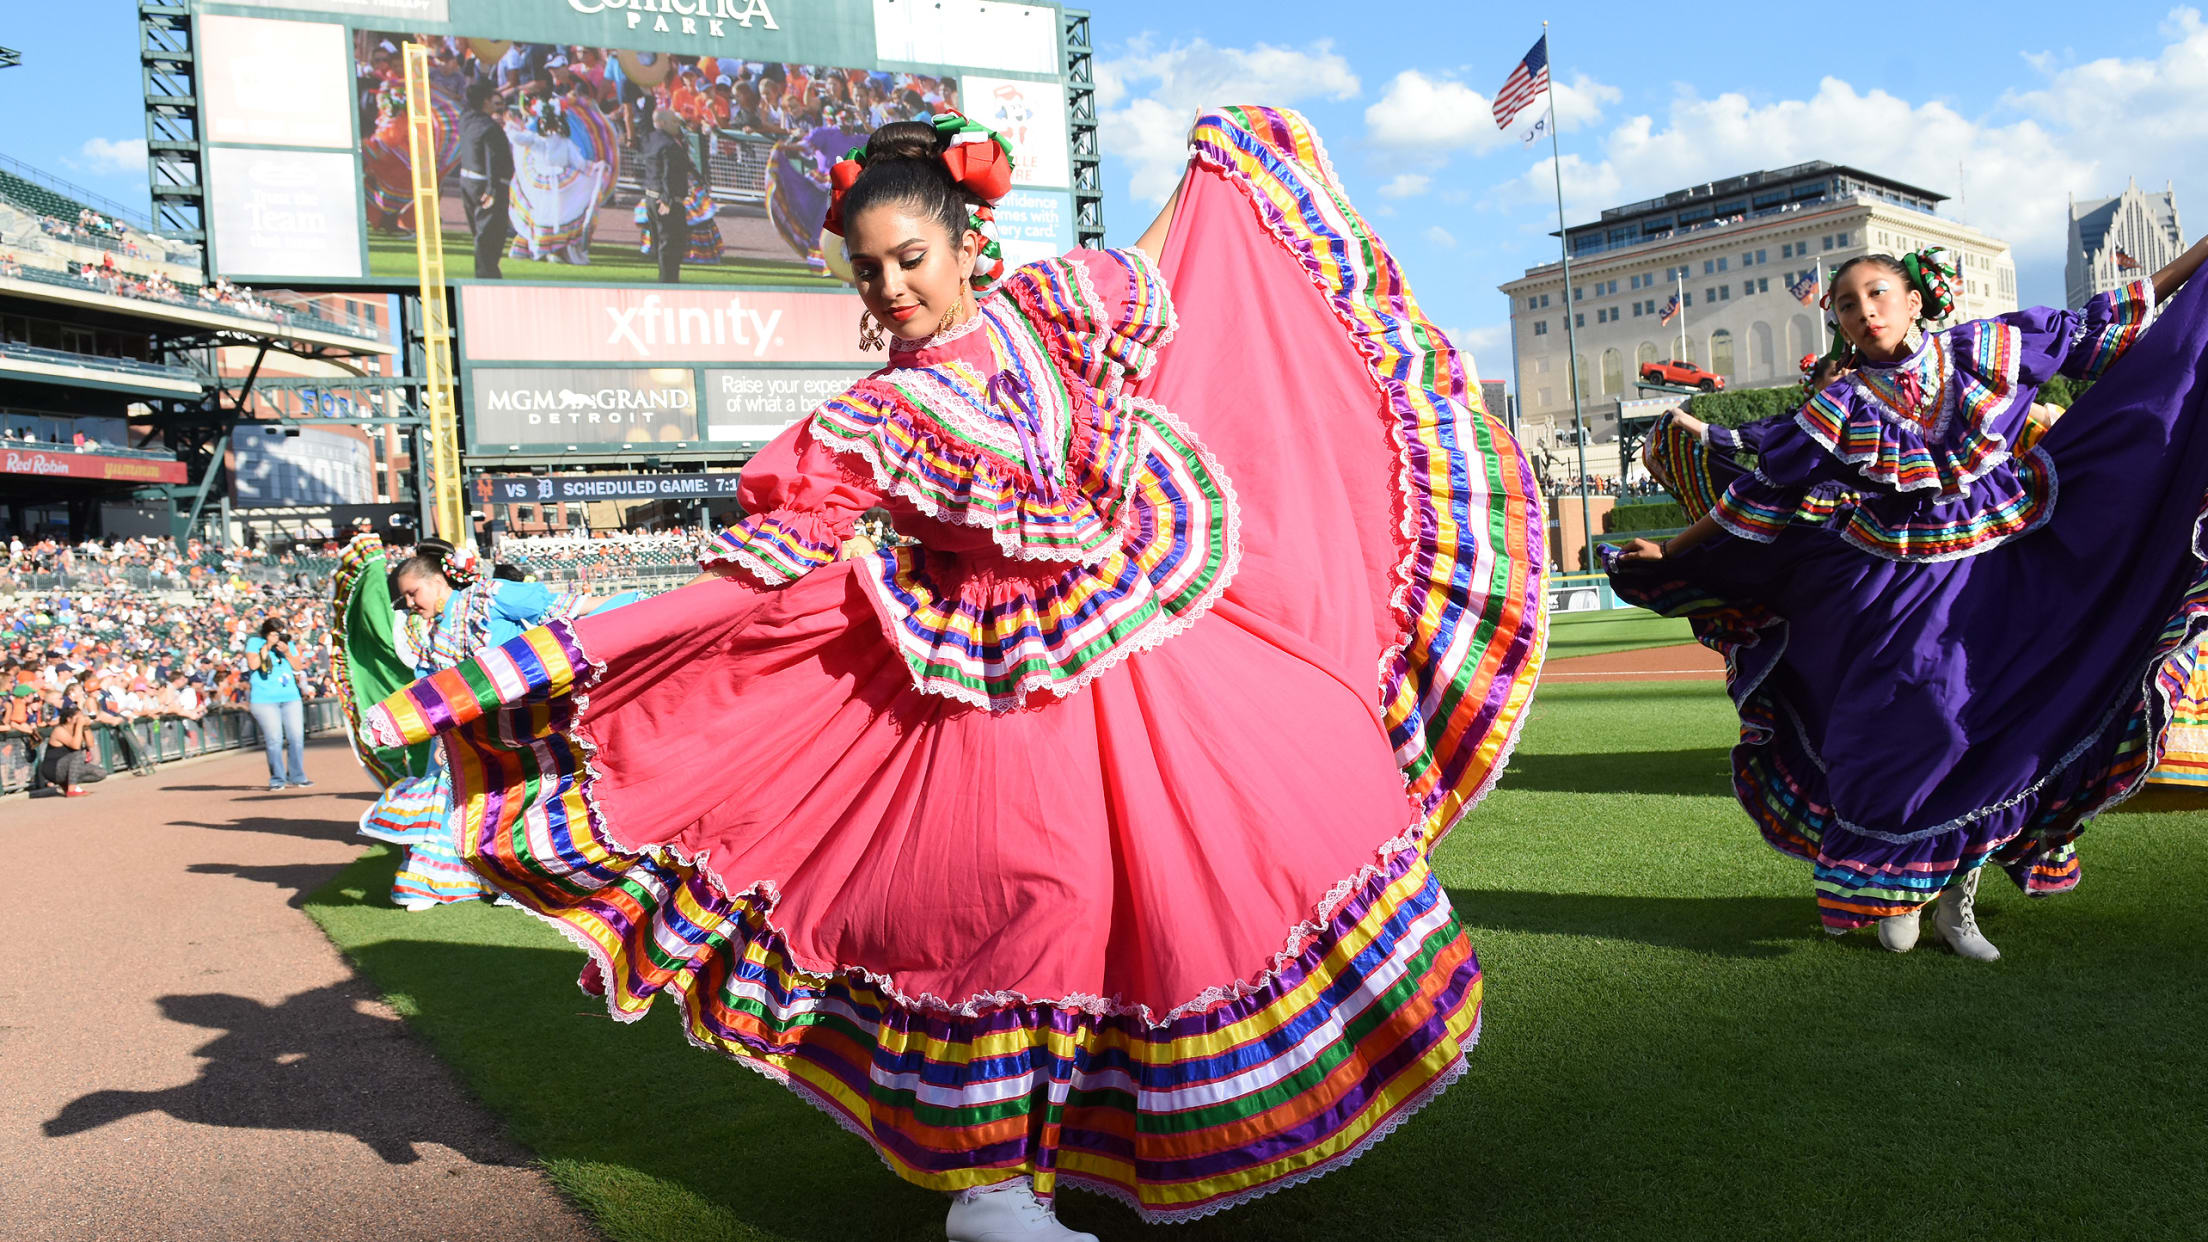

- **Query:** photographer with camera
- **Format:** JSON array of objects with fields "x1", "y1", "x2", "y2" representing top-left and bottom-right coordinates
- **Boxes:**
[{"x1": 243, "y1": 617, "x2": 311, "y2": 791}]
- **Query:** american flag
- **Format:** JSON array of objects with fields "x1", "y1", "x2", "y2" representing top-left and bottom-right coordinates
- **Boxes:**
[
  {"x1": 1788, "y1": 271, "x2": 1818, "y2": 305},
  {"x1": 2115, "y1": 247, "x2": 2142, "y2": 271},
  {"x1": 1658, "y1": 293, "x2": 1681, "y2": 325},
  {"x1": 1492, "y1": 35, "x2": 1550, "y2": 132}
]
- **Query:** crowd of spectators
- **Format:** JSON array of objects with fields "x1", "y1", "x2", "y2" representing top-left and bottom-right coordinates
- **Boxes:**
[
  {"x1": 2, "y1": 537, "x2": 338, "y2": 795},
  {"x1": 496, "y1": 528, "x2": 704, "y2": 586},
  {"x1": 38, "y1": 208, "x2": 144, "y2": 254}
]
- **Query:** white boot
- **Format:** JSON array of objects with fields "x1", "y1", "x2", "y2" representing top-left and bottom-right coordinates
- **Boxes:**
[
  {"x1": 1933, "y1": 868, "x2": 2000, "y2": 962},
  {"x1": 945, "y1": 1179, "x2": 1098, "y2": 1242},
  {"x1": 1876, "y1": 909, "x2": 1921, "y2": 953}
]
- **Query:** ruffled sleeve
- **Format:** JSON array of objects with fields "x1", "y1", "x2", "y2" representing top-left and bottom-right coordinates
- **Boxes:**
[
  {"x1": 1644, "y1": 413, "x2": 1746, "y2": 521},
  {"x1": 997, "y1": 247, "x2": 1178, "y2": 397},
  {"x1": 2003, "y1": 278, "x2": 2156, "y2": 385},
  {"x1": 699, "y1": 420, "x2": 881, "y2": 585},
  {"x1": 1708, "y1": 415, "x2": 1855, "y2": 544}
]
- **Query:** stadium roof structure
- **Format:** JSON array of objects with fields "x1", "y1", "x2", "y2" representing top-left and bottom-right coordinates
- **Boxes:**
[{"x1": 1556, "y1": 160, "x2": 1949, "y2": 259}]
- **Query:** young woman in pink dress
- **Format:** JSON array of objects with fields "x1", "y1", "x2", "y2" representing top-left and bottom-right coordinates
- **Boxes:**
[{"x1": 369, "y1": 107, "x2": 1547, "y2": 1239}]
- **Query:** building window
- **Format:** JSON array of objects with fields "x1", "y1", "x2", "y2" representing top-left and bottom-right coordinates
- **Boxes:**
[
  {"x1": 1533, "y1": 321, "x2": 1548, "y2": 336},
  {"x1": 1636, "y1": 341, "x2": 1658, "y2": 369},
  {"x1": 1821, "y1": 235, "x2": 1833, "y2": 251},
  {"x1": 1541, "y1": 293, "x2": 1551, "y2": 307},
  {"x1": 1759, "y1": 277, "x2": 1770, "y2": 293},
  {"x1": 1632, "y1": 303, "x2": 1642, "y2": 318},
  {"x1": 1836, "y1": 231, "x2": 1849, "y2": 246},
  {"x1": 1527, "y1": 296, "x2": 1539, "y2": 311},
  {"x1": 1704, "y1": 259, "x2": 1715, "y2": 275},
  {"x1": 1574, "y1": 286, "x2": 1583, "y2": 301},
  {"x1": 1711, "y1": 328, "x2": 1735, "y2": 376},
  {"x1": 1575, "y1": 313, "x2": 1585, "y2": 328},
  {"x1": 1601, "y1": 348, "x2": 1623, "y2": 395}
]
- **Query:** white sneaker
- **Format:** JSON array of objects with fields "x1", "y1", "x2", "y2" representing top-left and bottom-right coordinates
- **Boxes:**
[
  {"x1": 1933, "y1": 868, "x2": 2000, "y2": 961},
  {"x1": 945, "y1": 1179, "x2": 1098, "y2": 1242},
  {"x1": 1876, "y1": 909, "x2": 1921, "y2": 953}
]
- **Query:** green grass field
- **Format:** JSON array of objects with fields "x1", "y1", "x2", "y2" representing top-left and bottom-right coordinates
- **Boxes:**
[
  {"x1": 306, "y1": 676, "x2": 2208, "y2": 1240},
  {"x1": 1545, "y1": 609, "x2": 1695, "y2": 661},
  {"x1": 367, "y1": 230, "x2": 835, "y2": 286}
]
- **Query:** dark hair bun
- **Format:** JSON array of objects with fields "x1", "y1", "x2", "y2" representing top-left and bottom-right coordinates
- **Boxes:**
[
  {"x1": 842, "y1": 120, "x2": 970, "y2": 243},
  {"x1": 864, "y1": 120, "x2": 947, "y2": 164}
]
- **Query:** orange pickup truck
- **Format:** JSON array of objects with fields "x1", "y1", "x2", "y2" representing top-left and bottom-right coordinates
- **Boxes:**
[{"x1": 1638, "y1": 359, "x2": 1725, "y2": 392}]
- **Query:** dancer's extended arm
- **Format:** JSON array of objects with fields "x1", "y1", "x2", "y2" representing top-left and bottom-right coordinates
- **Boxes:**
[
  {"x1": 1133, "y1": 179, "x2": 1181, "y2": 266},
  {"x1": 1616, "y1": 510, "x2": 1725, "y2": 565},
  {"x1": 2155, "y1": 236, "x2": 2208, "y2": 303}
]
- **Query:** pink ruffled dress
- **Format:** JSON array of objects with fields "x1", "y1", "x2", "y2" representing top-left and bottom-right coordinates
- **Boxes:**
[{"x1": 368, "y1": 106, "x2": 1547, "y2": 1222}]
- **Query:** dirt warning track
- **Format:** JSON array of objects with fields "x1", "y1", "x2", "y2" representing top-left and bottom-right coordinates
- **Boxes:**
[{"x1": 0, "y1": 738, "x2": 599, "y2": 1242}]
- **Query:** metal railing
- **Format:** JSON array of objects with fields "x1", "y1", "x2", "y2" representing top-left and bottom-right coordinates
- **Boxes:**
[
  {"x1": 0, "y1": 152, "x2": 160, "y2": 234},
  {"x1": 0, "y1": 339, "x2": 199, "y2": 383},
  {"x1": 3, "y1": 263, "x2": 384, "y2": 343},
  {"x1": 0, "y1": 699, "x2": 344, "y2": 795}
]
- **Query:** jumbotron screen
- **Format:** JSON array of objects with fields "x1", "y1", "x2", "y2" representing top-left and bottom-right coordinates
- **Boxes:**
[{"x1": 190, "y1": 0, "x2": 1079, "y2": 289}]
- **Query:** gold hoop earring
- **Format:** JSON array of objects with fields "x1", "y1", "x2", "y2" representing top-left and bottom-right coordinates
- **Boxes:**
[
  {"x1": 858, "y1": 309, "x2": 885, "y2": 351},
  {"x1": 936, "y1": 289, "x2": 965, "y2": 336}
]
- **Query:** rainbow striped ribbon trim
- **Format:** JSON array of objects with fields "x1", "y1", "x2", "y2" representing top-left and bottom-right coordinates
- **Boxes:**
[
  {"x1": 367, "y1": 619, "x2": 1484, "y2": 1220},
  {"x1": 361, "y1": 106, "x2": 1533, "y2": 1219},
  {"x1": 2070, "y1": 279, "x2": 2156, "y2": 380},
  {"x1": 1188, "y1": 105, "x2": 1548, "y2": 848}
]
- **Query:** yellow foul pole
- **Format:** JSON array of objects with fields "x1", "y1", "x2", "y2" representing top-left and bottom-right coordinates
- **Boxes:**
[{"x1": 402, "y1": 42, "x2": 466, "y2": 544}]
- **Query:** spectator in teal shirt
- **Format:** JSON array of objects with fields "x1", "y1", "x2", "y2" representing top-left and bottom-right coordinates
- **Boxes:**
[{"x1": 243, "y1": 617, "x2": 310, "y2": 791}]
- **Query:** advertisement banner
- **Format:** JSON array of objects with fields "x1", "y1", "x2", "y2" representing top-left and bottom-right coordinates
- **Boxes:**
[
  {"x1": 479, "y1": 472, "x2": 745, "y2": 503},
  {"x1": 207, "y1": 148, "x2": 368, "y2": 279},
  {"x1": 231, "y1": 427, "x2": 377, "y2": 507},
  {"x1": 963, "y1": 75, "x2": 1068, "y2": 188},
  {"x1": 871, "y1": 0, "x2": 1060, "y2": 75},
  {"x1": 459, "y1": 284, "x2": 868, "y2": 364},
  {"x1": 990, "y1": 188, "x2": 1075, "y2": 269},
  {"x1": 1, "y1": 449, "x2": 186, "y2": 485},
  {"x1": 200, "y1": 15, "x2": 358, "y2": 148},
  {"x1": 468, "y1": 366, "x2": 701, "y2": 445},
  {"x1": 700, "y1": 367, "x2": 868, "y2": 443}
]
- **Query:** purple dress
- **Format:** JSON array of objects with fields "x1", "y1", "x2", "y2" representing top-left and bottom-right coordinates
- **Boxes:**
[{"x1": 1610, "y1": 277, "x2": 2208, "y2": 930}]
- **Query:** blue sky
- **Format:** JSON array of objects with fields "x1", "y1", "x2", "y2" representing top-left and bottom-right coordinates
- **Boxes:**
[{"x1": 6, "y1": 1, "x2": 2206, "y2": 388}]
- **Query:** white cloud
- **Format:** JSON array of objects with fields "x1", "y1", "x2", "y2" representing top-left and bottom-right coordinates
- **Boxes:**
[
  {"x1": 1486, "y1": 11, "x2": 2208, "y2": 301},
  {"x1": 1423, "y1": 225, "x2": 1459, "y2": 249},
  {"x1": 1098, "y1": 37, "x2": 1361, "y2": 204},
  {"x1": 1379, "y1": 172, "x2": 1431, "y2": 199},
  {"x1": 1365, "y1": 70, "x2": 1619, "y2": 157},
  {"x1": 72, "y1": 137, "x2": 147, "y2": 175},
  {"x1": 1450, "y1": 321, "x2": 1511, "y2": 365}
]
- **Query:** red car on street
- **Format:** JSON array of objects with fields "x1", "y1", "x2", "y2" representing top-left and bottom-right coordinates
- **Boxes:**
[{"x1": 1638, "y1": 359, "x2": 1725, "y2": 391}]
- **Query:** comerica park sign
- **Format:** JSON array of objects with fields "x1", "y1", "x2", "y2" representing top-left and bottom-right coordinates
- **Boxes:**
[{"x1": 566, "y1": 0, "x2": 780, "y2": 37}]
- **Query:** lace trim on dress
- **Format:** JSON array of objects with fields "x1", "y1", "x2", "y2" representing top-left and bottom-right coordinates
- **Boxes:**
[
  {"x1": 1797, "y1": 322, "x2": 2022, "y2": 500},
  {"x1": 1185, "y1": 105, "x2": 1549, "y2": 849},
  {"x1": 857, "y1": 394, "x2": 1241, "y2": 713},
  {"x1": 814, "y1": 304, "x2": 1142, "y2": 565}
]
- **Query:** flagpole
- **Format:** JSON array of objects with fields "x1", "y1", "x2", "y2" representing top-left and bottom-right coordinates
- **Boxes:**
[
  {"x1": 1544, "y1": 20, "x2": 1594, "y2": 576},
  {"x1": 1675, "y1": 269, "x2": 1686, "y2": 360}
]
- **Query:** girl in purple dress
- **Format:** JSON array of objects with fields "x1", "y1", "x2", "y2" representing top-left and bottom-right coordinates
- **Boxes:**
[{"x1": 1613, "y1": 237, "x2": 2208, "y2": 960}]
